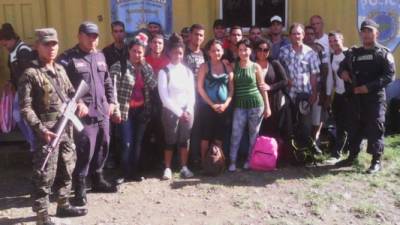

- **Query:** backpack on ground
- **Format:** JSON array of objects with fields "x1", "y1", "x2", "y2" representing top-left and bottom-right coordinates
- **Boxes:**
[
  {"x1": 249, "y1": 136, "x2": 278, "y2": 171},
  {"x1": 203, "y1": 143, "x2": 225, "y2": 176}
]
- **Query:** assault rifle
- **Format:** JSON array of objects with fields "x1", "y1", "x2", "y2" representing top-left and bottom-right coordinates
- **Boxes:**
[{"x1": 40, "y1": 80, "x2": 89, "y2": 172}]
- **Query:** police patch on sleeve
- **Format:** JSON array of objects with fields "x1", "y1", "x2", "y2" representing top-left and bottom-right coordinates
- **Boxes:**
[{"x1": 387, "y1": 53, "x2": 395, "y2": 65}]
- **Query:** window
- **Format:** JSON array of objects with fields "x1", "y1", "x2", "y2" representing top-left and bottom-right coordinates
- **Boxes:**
[{"x1": 219, "y1": 0, "x2": 287, "y2": 28}]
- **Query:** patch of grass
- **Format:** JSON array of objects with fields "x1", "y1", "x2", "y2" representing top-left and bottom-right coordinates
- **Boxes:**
[
  {"x1": 350, "y1": 203, "x2": 379, "y2": 218},
  {"x1": 302, "y1": 189, "x2": 338, "y2": 217}
]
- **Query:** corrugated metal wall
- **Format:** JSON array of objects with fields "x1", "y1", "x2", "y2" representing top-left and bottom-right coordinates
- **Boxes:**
[{"x1": 0, "y1": 0, "x2": 399, "y2": 88}]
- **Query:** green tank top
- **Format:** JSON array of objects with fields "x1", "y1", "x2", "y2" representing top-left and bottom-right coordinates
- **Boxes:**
[{"x1": 233, "y1": 62, "x2": 264, "y2": 108}]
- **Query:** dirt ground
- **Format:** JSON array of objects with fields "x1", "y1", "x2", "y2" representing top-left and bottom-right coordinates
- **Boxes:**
[{"x1": 1, "y1": 150, "x2": 400, "y2": 225}]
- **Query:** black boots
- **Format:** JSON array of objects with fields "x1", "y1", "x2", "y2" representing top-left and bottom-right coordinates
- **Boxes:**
[
  {"x1": 56, "y1": 205, "x2": 88, "y2": 217},
  {"x1": 366, "y1": 155, "x2": 381, "y2": 174},
  {"x1": 73, "y1": 176, "x2": 87, "y2": 206},
  {"x1": 36, "y1": 211, "x2": 55, "y2": 225},
  {"x1": 91, "y1": 172, "x2": 118, "y2": 193}
]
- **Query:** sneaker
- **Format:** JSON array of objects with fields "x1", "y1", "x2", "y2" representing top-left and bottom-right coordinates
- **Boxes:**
[
  {"x1": 180, "y1": 166, "x2": 194, "y2": 178},
  {"x1": 228, "y1": 163, "x2": 236, "y2": 172},
  {"x1": 243, "y1": 162, "x2": 250, "y2": 170},
  {"x1": 162, "y1": 168, "x2": 172, "y2": 180},
  {"x1": 325, "y1": 157, "x2": 340, "y2": 165},
  {"x1": 366, "y1": 156, "x2": 381, "y2": 174}
]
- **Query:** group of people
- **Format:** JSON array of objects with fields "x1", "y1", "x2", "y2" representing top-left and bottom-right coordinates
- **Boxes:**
[{"x1": 0, "y1": 12, "x2": 395, "y2": 225}]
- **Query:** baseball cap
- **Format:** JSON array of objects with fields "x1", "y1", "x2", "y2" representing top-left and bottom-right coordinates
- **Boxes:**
[
  {"x1": 79, "y1": 21, "x2": 99, "y2": 35},
  {"x1": 213, "y1": 19, "x2": 226, "y2": 28},
  {"x1": 270, "y1": 15, "x2": 283, "y2": 23},
  {"x1": 360, "y1": 19, "x2": 379, "y2": 31},
  {"x1": 35, "y1": 28, "x2": 58, "y2": 43}
]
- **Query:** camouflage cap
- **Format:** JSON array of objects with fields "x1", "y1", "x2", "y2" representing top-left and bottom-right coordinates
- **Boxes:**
[{"x1": 35, "y1": 28, "x2": 58, "y2": 43}]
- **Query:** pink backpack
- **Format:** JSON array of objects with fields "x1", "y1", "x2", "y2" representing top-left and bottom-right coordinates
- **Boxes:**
[{"x1": 249, "y1": 136, "x2": 278, "y2": 171}]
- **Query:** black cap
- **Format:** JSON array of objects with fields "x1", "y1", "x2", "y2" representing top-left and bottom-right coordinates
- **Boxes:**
[
  {"x1": 180, "y1": 27, "x2": 190, "y2": 34},
  {"x1": 360, "y1": 19, "x2": 379, "y2": 31},
  {"x1": 79, "y1": 21, "x2": 99, "y2": 35},
  {"x1": 213, "y1": 19, "x2": 225, "y2": 28},
  {"x1": 148, "y1": 21, "x2": 161, "y2": 27}
]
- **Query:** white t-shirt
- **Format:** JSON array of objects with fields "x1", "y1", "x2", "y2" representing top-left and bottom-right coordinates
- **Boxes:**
[
  {"x1": 327, "y1": 51, "x2": 346, "y2": 95},
  {"x1": 158, "y1": 63, "x2": 195, "y2": 117},
  {"x1": 315, "y1": 33, "x2": 329, "y2": 56}
]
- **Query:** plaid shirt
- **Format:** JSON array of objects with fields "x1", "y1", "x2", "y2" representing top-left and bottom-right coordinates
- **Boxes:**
[
  {"x1": 279, "y1": 43, "x2": 320, "y2": 99},
  {"x1": 110, "y1": 60, "x2": 157, "y2": 122}
]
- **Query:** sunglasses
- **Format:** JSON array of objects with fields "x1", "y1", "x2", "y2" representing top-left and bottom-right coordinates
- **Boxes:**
[{"x1": 257, "y1": 48, "x2": 269, "y2": 52}]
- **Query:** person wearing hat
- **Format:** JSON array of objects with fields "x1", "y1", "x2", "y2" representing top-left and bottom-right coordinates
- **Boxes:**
[
  {"x1": 336, "y1": 19, "x2": 395, "y2": 173},
  {"x1": 57, "y1": 21, "x2": 118, "y2": 207},
  {"x1": 147, "y1": 21, "x2": 163, "y2": 38},
  {"x1": 212, "y1": 19, "x2": 229, "y2": 49},
  {"x1": 18, "y1": 27, "x2": 88, "y2": 225},
  {"x1": 268, "y1": 15, "x2": 289, "y2": 60}
]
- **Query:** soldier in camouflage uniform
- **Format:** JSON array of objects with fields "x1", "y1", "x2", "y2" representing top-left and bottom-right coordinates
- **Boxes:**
[{"x1": 18, "y1": 28, "x2": 88, "y2": 225}]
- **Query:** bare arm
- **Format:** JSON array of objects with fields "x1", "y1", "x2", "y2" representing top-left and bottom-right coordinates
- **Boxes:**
[{"x1": 255, "y1": 64, "x2": 271, "y2": 118}]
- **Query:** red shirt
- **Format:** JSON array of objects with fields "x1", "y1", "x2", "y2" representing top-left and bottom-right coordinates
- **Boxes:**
[
  {"x1": 130, "y1": 70, "x2": 145, "y2": 108},
  {"x1": 145, "y1": 55, "x2": 169, "y2": 77}
]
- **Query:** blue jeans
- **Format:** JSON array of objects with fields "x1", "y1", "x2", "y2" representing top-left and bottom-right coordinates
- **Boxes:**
[
  {"x1": 229, "y1": 107, "x2": 264, "y2": 163},
  {"x1": 13, "y1": 93, "x2": 34, "y2": 150},
  {"x1": 119, "y1": 107, "x2": 148, "y2": 177}
]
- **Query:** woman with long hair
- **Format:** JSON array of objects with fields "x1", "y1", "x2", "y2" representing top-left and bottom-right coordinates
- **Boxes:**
[
  {"x1": 158, "y1": 33, "x2": 195, "y2": 179},
  {"x1": 228, "y1": 39, "x2": 272, "y2": 172},
  {"x1": 255, "y1": 39, "x2": 290, "y2": 139},
  {"x1": 197, "y1": 39, "x2": 234, "y2": 166},
  {"x1": 111, "y1": 38, "x2": 157, "y2": 182}
]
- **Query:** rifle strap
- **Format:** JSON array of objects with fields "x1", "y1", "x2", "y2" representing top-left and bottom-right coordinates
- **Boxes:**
[{"x1": 40, "y1": 68, "x2": 68, "y2": 103}]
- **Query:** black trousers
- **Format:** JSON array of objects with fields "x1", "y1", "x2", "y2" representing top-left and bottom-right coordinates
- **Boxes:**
[{"x1": 347, "y1": 93, "x2": 386, "y2": 157}]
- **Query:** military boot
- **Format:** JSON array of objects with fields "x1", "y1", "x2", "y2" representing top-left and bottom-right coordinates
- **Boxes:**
[
  {"x1": 56, "y1": 205, "x2": 88, "y2": 217},
  {"x1": 56, "y1": 197, "x2": 88, "y2": 217},
  {"x1": 72, "y1": 176, "x2": 87, "y2": 206},
  {"x1": 91, "y1": 172, "x2": 118, "y2": 193},
  {"x1": 36, "y1": 211, "x2": 55, "y2": 225}
]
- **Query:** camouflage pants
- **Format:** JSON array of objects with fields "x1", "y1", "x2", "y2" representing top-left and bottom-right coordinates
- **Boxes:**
[{"x1": 31, "y1": 127, "x2": 76, "y2": 213}]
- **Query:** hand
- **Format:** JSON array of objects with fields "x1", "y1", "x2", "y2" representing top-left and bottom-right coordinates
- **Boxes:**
[
  {"x1": 111, "y1": 114, "x2": 122, "y2": 124},
  {"x1": 108, "y1": 103, "x2": 116, "y2": 117},
  {"x1": 211, "y1": 104, "x2": 220, "y2": 113},
  {"x1": 216, "y1": 103, "x2": 228, "y2": 113},
  {"x1": 309, "y1": 92, "x2": 318, "y2": 105},
  {"x1": 76, "y1": 102, "x2": 88, "y2": 118},
  {"x1": 354, "y1": 85, "x2": 368, "y2": 94},
  {"x1": 340, "y1": 71, "x2": 352, "y2": 83},
  {"x1": 259, "y1": 83, "x2": 270, "y2": 92},
  {"x1": 42, "y1": 130, "x2": 57, "y2": 144},
  {"x1": 263, "y1": 107, "x2": 272, "y2": 119}
]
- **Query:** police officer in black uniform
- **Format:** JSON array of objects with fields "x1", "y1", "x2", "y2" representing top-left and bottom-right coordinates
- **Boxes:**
[
  {"x1": 336, "y1": 19, "x2": 395, "y2": 173},
  {"x1": 57, "y1": 21, "x2": 118, "y2": 206}
]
